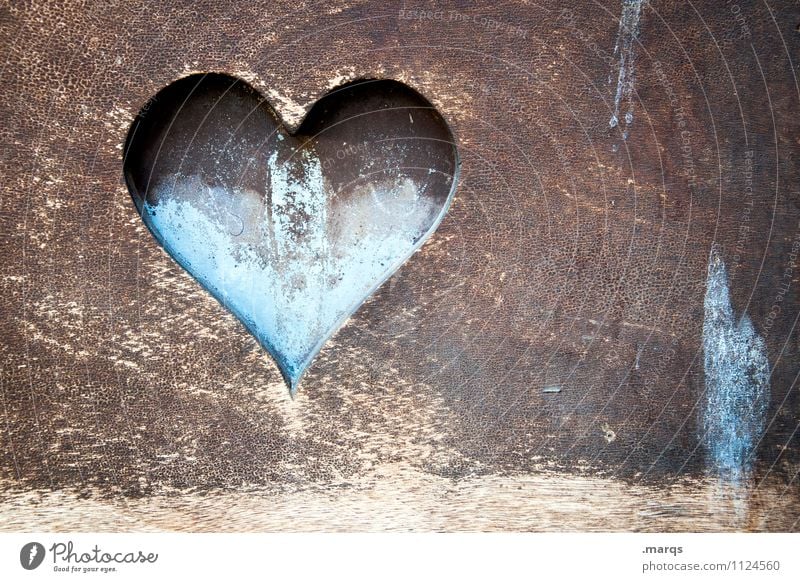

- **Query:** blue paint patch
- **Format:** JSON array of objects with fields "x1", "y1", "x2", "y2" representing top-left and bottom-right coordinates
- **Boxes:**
[
  {"x1": 143, "y1": 150, "x2": 446, "y2": 395},
  {"x1": 702, "y1": 247, "x2": 770, "y2": 482},
  {"x1": 609, "y1": 0, "x2": 645, "y2": 136}
]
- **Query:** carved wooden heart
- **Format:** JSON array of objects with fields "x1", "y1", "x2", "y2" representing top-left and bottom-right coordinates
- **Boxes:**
[{"x1": 123, "y1": 74, "x2": 459, "y2": 394}]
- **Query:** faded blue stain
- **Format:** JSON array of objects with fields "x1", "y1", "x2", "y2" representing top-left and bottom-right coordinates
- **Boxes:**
[
  {"x1": 609, "y1": 0, "x2": 646, "y2": 137},
  {"x1": 143, "y1": 150, "x2": 446, "y2": 395},
  {"x1": 702, "y1": 247, "x2": 770, "y2": 482}
]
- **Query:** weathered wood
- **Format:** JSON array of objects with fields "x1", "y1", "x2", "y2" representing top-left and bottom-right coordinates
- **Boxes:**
[{"x1": 0, "y1": 0, "x2": 798, "y2": 531}]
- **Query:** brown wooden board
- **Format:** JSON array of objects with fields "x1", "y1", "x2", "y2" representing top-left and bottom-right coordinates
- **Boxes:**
[{"x1": 0, "y1": 0, "x2": 798, "y2": 531}]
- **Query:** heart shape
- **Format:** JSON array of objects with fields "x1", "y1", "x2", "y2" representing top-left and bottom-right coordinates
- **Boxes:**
[{"x1": 123, "y1": 74, "x2": 459, "y2": 394}]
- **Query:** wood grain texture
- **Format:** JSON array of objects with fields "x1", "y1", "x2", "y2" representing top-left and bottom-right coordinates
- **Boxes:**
[{"x1": 0, "y1": 0, "x2": 798, "y2": 531}]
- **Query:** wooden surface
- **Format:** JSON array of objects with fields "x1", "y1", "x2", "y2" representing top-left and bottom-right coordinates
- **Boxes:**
[{"x1": 1, "y1": 0, "x2": 799, "y2": 531}]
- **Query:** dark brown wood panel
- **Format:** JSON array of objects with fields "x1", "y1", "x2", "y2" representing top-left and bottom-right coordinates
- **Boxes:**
[{"x1": 0, "y1": 0, "x2": 798, "y2": 531}]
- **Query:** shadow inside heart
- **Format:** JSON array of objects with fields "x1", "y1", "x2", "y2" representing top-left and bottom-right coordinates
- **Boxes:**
[{"x1": 123, "y1": 73, "x2": 459, "y2": 394}]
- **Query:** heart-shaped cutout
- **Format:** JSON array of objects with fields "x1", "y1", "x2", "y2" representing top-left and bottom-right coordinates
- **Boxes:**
[{"x1": 123, "y1": 74, "x2": 459, "y2": 394}]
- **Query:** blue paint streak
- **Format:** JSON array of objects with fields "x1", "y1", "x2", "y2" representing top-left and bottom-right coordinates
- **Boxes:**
[
  {"x1": 609, "y1": 0, "x2": 645, "y2": 132},
  {"x1": 702, "y1": 248, "x2": 770, "y2": 482}
]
